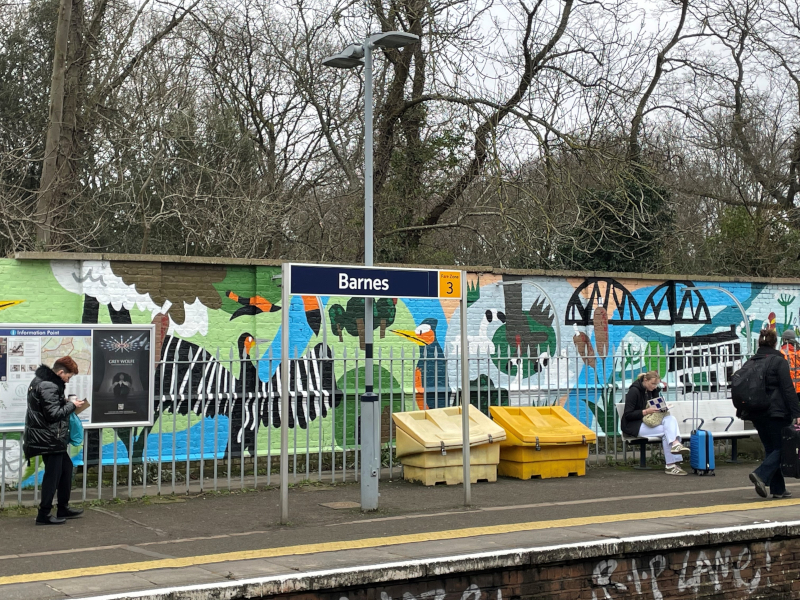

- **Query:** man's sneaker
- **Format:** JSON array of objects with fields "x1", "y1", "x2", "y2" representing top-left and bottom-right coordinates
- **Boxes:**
[
  {"x1": 670, "y1": 443, "x2": 690, "y2": 454},
  {"x1": 749, "y1": 472, "x2": 768, "y2": 498},
  {"x1": 35, "y1": 514, "x2": 66, "y2": 526},
  {"x1": 665, "y1": 464, "x2": 687, "y2": 476},
  {"x1": 772, "y1": 491, "x2": 793, "y2": 499}
]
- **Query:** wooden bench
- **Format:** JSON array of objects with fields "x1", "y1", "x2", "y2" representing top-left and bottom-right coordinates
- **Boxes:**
[{"x1": 614, "y1": 400, "x2": 756, "y2": 469}]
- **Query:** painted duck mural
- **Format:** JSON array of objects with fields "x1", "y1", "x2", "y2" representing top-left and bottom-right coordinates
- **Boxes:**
[{"x1": 392, "y1": 318, "x2": 448, "y2": 409}]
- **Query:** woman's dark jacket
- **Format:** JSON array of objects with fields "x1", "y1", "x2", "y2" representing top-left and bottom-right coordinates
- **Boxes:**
[
  {"x1": 621, "y1": 379, "x2": 656, "y2": 437},
  {"x1": 743, "y1": 347, "x2": 800, "y2": 421},
  {"x1": 22, "y1": 365, "x2": 75, "y2": 459}
]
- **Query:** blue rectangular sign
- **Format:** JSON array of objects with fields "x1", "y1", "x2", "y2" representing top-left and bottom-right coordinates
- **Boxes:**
[{"x1": 290, "y1": 265, "x2": 439, "y2": 298}]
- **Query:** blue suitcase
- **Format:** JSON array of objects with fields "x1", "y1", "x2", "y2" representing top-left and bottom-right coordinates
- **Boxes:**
[
  {"x1": 686, "y1": 394, "x2": 715, "y2": 476},
  {"x1": 690, "y1": 426, "x2": 715, "y2": 475}
]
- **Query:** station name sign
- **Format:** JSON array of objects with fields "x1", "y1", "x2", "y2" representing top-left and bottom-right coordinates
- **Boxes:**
[{"x1": 289, "y1": 264, "x2": 462, "y2": 299}]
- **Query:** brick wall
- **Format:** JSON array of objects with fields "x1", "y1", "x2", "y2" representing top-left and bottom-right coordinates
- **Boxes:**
[{"x1": 266, "y1": 538, "x2": 793, "y2": 600}]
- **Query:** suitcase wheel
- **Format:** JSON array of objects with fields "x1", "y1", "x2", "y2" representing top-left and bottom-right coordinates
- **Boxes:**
[{"x1": 692, "y1": 468, "x2": 714, "y2": 476}]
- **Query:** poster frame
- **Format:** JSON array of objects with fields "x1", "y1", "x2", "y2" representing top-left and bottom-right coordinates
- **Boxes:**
[{"x1": 0, "y1": 323, "x2": 156, "y2": 431}]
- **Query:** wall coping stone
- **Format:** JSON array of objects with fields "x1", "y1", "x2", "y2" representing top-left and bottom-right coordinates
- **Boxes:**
[
  {"x1": 78, "y1": 519, "x2": 800, "y2": 600},
  {"x1": 13, "y1": 251, "x2": 800, "y2": 285},
  {"x1": 14, "y1": 252, "x2": 283, "y2": 267}
]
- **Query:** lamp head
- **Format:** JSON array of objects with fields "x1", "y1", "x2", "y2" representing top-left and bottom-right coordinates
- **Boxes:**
[
  {"x1": 369, "y1": 31, "x2": 419, "y2": 49},
  {"x1": 321, "y1": 43, "x2": 365, "y2": 69},
  {"x1": 322, "y1": 55, "x2": 363, "y2": 68}
]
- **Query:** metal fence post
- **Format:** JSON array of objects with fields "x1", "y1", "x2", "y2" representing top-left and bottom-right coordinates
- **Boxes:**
[{"x1": 461, "y1": 271, "x2": 471, "y2": 506}]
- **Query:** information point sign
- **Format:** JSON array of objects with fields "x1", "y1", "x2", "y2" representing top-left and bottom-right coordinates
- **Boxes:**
[{"x1": 0, "y1": 324, "x2": 155, "y2": 431}]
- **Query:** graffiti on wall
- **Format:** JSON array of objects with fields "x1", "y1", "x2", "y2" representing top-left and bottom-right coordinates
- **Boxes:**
[
  {"x1": 0, "y1": 258, "x2": 799, "y2": 482},
  {"x1": 263, "y1": 543, "x2": 772, "y2": 600},
  {"x1": 590, "y1": 544, "x2": 771, "y2": 599}
]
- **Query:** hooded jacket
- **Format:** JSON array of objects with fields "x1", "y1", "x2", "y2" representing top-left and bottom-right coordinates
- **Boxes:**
[
  {"x1": 745, "y1": 347, "x2": 800, "y2": 421},
  {"x1": 22, "y1": 365, "x2": 75, "y2": 459}
]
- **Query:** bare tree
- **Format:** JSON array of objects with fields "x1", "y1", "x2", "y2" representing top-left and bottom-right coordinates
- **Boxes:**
[{"x1": 34, "y1": 0, "x2": 198, "y2": 249}]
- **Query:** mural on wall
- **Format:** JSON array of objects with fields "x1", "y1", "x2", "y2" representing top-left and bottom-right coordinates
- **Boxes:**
[
  {"x1": 329, "y1": 297, "x2": 397, "y2": 348},
  {"x1": 565, "y1": 278, "x2": 713, "y2": 326},
  {"x1": 1, "y1": 257, "x2": 800, "y2": 486}
]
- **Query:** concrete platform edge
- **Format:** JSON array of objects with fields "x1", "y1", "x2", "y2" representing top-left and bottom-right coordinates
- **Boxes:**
[{"x1": 73, "y1": 519, "x2": 800, "y2": 600}]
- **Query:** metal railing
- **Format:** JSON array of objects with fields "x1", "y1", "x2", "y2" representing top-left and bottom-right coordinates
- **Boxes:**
[{"x1": 0, "y1": 340, "x2": 751, "y2": 507}]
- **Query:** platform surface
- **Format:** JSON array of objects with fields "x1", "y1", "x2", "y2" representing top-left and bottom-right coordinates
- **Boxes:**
[{"x1": 1, "y1": 460, "x2": 797, "y2": 599}]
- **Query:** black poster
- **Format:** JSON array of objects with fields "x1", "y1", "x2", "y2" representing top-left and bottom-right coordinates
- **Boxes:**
[{"x1": 91, "y1": 329, "x2": 152, "y2": 425}]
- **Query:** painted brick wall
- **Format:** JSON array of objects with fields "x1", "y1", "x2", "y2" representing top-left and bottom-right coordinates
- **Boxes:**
[{"x1": 3, "y1": 254, "x2": 800, "y2": 476}]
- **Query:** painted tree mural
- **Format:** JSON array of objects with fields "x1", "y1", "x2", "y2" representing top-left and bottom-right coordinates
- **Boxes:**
[{"x1": 329, "y1": 297, "x2": 397, "y2": 349}]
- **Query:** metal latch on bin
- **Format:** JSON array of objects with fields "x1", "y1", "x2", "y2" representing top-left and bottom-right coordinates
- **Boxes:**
[
  {"x1": 535, "y1": 436, "x2": 540, "y2": 451},
  {"x1": 440, "y1": 441, "x2": 447, "y2": 455},
  {"x1": 582, "y1": 435, "x2": 586, "y2": 444},
  {"x1": 488, "y1": 434, "x2": 493, "y2": 444}
]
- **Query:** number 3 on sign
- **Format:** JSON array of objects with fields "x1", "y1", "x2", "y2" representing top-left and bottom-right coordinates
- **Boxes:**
[{"x1": 438, "y1": 271, "x2": 462, "y2": 298}]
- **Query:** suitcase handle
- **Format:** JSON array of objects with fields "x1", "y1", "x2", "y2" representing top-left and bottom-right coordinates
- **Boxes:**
[
  {"x1": 683, "y1": 417, "x2": 704, "y2": 429},
  {"x1": 713, "y1": 416, "x2": 734, "y2": 431}
]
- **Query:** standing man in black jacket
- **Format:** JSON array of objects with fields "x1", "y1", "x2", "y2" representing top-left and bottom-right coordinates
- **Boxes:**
[
  {"x1": 23, "y1": 357, "x2": 85, "y2": 525},
  {"x1": 745, "y1": 329, "x2": 800, "y2": 499}
]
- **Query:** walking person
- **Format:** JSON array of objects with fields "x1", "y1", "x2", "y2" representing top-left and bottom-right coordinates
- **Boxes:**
[
  {"x1": 622, "y1": 370, "x2": 690, "y2": 475},
  {"x1": 23, "y1": 357, "x2": 85, "y2": 525},
  {"x1": 744, "y1": 329, "x2": 800, "y2": 499}
]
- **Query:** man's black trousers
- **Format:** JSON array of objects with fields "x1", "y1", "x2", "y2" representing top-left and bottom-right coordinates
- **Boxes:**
[{"x1": 39, "y1": 451, "x2": 73, "y2": 515}]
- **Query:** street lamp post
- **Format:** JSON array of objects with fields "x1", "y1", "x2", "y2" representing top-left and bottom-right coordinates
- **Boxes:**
[{"x1": 323, "y1": 31, "x2": 419, "y2": 511}]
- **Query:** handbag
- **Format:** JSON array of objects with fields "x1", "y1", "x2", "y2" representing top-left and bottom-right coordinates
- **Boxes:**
[
  {"x1": 642, "y1": 397, "x2": 669, "y2": 427},
  {"x1": 68, "y1": 412, "x2": 84, "y2": 447}
]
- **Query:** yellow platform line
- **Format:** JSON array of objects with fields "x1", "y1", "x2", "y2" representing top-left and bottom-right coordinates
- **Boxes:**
[{"x1": 2, "y1": 498, "x2": 799, "y2": 587}]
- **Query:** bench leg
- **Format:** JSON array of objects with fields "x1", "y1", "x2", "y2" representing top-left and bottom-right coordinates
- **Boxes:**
[
  {"x1": 634, "y1": 441, "x2": 651, "y2": 470},
  {"x1": 726, "y1": 438, "x2": 739, "y2": 463}
]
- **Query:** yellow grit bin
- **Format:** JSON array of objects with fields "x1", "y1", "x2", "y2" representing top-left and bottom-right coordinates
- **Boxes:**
[
  {"x1": 392, "y1": 405, "x2": 506, "y2": 486},
  {"x1": 489, "y1": 406, "x2": 597, "y2": 480}
]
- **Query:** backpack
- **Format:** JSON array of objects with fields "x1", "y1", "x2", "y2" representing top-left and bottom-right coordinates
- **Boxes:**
[{"x1": 731, "y1": 356, "x2": 775, "y2": 414}]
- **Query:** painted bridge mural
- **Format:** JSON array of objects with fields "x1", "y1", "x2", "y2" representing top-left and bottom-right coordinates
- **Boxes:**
[{"x1": 0, "y1": 258, "x2": 797, "y2": 486}]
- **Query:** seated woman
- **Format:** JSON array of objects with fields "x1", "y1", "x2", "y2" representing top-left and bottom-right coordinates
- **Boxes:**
[{"x1": 622, "y1": 370, "x2": 690, "y2": 475}]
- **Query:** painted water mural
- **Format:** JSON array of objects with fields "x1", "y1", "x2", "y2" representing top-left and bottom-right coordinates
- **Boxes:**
[{"x1": 0, "y1": 258, "x2": 797, "y2": 487}]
